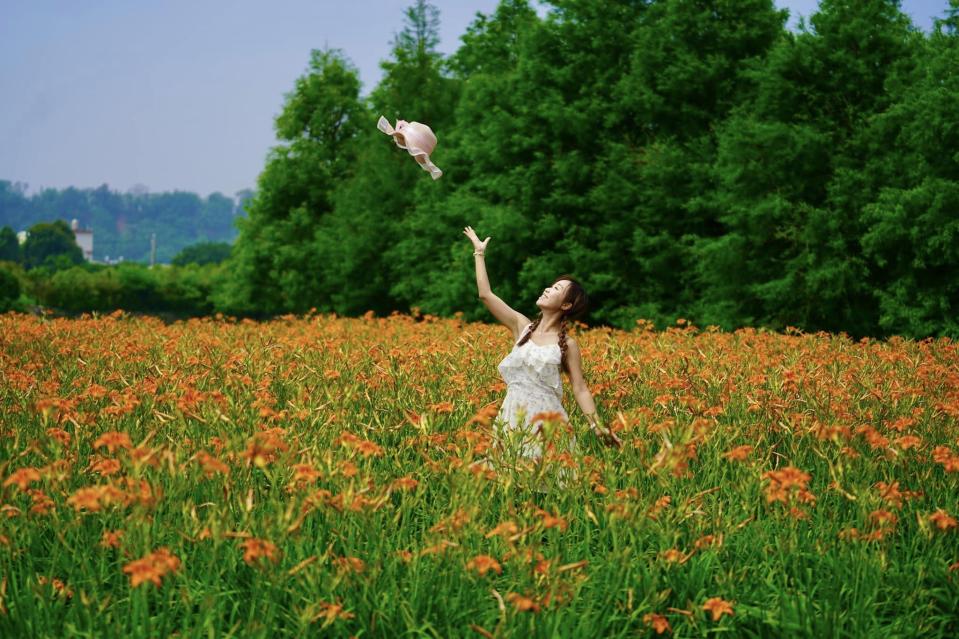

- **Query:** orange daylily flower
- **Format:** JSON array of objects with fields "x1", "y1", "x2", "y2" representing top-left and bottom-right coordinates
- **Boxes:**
[
  {"x1": 932, "y1": 446, "x2": 959, "y2": 472},
  {"x1": 702, "y1": 597, "x2": 734, "y2": 621},
  {"x1": 239, "y1": 538, "x2": 280, "y2": 566},
  {"x1": 485, "y1": 521, "x2": 520, "y2": 538},
  {"x1": 763, "y1": 466, "x2": 811, "y2": 490},
  {"x1": 37, "y1": 576, "x2": 73, "y2": 599},
  {"x1": 291, "y1": 463, "x2": 323, "y2": 486},
  {"x1": 92, "y1": 431, "x2": 133, "y2": 454},
  {"x1": 467, "y1": 404, "x2": 499, "y2": 427},
  {"x1": 928, "y1": 509, "x2": 958, "y2": 531},
  {"x1": 122, "y1": 547, "x2": 180, "y2": 588},
  {"x1": 28, "y1": 489, "x2": 54, "y2": 515},
  {"x1": 3, "y1": 467, "x2": 41, "y2": 491},
  {"x1": 100, "y1": 530, "x2": 124, "y2": 549},
  {"x1": 332, "y1": 556, "x2": 365, "y2": 574},
  {"x1": 311, "y1": 600, "x2": 355, "y2": 627},
  {"x1": 660, "y1": 548, "x2": 687, "y2": 564},
  {"x1": 390, "y1": 476, "x2": 419, "y2": 491},
  {"x1": 46, "y1": 427, "x2": 72, "y2": 447},
  {"x1": 429, "y1": 401, "x2": 454, "y2": 414},
  {"x1": 465, "y1": 554, "x2": 502, "y2": 576},
  {"x1": 195, "y1": 450, "x2": 230, "y2": 477},
  {"x1": 430, "y1": 508, "x2": 472, "y2": 534},
  {"x1": 874, "y1": 481, "x2": 905, "y2": 508},
  {"x1": 89, "y1": 457, "x2": 122, "y2": 476},
  {"x1": 894, "y1": 435, "x2": 921, "y2": 450},
  {"x1": 722, "y1": 445, "x2": 753, "y2": 461},
  {"x1": 241, "y1": 430, "x2": 289, "y2": 468},
  {"x1": 505, "y1": 592, "x2": 540, "y2": 613},
  {"x1": 643, "y1": 612, "x2": 671, "y2": 635},
  {"x1": 67, "y1": 486, "x2": 105, "y2": 512},
  {"x1": 535, "y1": 508, "x2": 568, "y2": 531},
  {"x1": 354, "y1": 439, "x2": 384, "y2": 458},
  {"x1": 419, "y1": 540, "x2": 457, "y2": 557},
  {"x1": 869, "y1": 509, "x2": 898, "y2": 527},
  {"x1": 694, "y1": 534, "x2": 722, "y2": 549}
]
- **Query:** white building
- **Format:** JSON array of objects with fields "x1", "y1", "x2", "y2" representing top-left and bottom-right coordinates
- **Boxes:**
[{"x1": 71, "y1": 218, "x2": 94, "y2": 262}]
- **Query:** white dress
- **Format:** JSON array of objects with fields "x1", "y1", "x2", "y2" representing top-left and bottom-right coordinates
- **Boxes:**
[{"x1": 494, "y1": 322, "x2": 576, "y2": 460}]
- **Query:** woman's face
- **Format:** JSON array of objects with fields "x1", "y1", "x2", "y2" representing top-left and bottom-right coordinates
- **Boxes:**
[{"x1": 537, "y1": 279, "x2": 572, "y2": 312}]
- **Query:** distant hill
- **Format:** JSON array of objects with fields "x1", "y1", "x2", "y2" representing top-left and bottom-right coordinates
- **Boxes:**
[{"x1": 0, "y1": 181, "x2": 251, "y2": 263}]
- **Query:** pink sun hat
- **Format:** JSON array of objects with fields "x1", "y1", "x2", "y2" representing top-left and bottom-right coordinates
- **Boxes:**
[{"x1": 377, "y1": 115, "x2": 443, "y2": 180}]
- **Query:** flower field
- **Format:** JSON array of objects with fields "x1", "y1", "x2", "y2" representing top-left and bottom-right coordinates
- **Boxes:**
[{"x1": 1, "y1": 310, "x2": 957, "y2": 637}]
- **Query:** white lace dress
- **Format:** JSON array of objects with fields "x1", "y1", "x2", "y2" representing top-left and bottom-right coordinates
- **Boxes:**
[{"x1": 494, "y1": 322, "x2": 577, "y2": 460}]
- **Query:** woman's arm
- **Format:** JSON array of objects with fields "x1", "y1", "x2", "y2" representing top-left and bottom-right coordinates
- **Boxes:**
[
  {"x1": 565, "y1": 338, "x2": 622, "y2": 447},
  {"x1": 464, "y1": 226, "x2": 529, "y2": 338},
  {"x1": 473, "y1": 248, "x2": 492, "y2": 298}
]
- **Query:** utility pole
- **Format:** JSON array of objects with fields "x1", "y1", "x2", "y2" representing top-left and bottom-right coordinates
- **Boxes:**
[{"x1": 150, "y1": 233, "x2": 156, "y2": 268}]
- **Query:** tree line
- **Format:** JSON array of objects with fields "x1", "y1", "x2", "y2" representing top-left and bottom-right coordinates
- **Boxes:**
[
  {"x1": 0, "y1": 181, "x2": 249, "y2": 263},
  {"x1": 5, "y1": 0, "x2": 958, "y2": 339}
]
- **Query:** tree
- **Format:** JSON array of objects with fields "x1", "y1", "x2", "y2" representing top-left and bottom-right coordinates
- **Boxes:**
[
  {"x1": 22, "y1": 220, "x2": 84, "y2": 270},
  {"x1": 0, "y1": 181, "x2": 32, "y2": 233},
  {"x1": 693, "y1": 0, "x2": 919, "y2": 335},
  {"x1": 857, "y1": 7, "x2": 959, "y2": 336},
  {"x1": 215, "y1": 48, "x2": 366, "y2": 315},
  {"x1": 0, "y1": 226, "x2": 20, "y2": 263},
  {"x1": 0, "y1": 264, "x2": 20, "y2": 311}
]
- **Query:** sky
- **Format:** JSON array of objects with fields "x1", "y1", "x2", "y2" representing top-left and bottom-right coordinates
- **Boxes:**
[{"x1": 0, "y1": 0, "x2": 951, "y2": 199}]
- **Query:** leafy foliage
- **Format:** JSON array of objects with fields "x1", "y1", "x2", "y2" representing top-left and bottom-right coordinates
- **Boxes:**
[{"x1": 22, "y1": 220, "x2": 84, "y2": 270}]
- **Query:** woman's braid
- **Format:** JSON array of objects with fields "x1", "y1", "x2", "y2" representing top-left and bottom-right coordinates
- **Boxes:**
[
  {"x1": 516, "y1": 317, "x2": 541, "y2": 347},
  {"x1": 558, "y1": 315, "x2": 569, "y2": 373}
]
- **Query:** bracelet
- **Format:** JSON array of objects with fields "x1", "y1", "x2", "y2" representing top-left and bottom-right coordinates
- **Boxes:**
[{"x1": 473, "y1": 251, "x2": 485, "y2": 256}]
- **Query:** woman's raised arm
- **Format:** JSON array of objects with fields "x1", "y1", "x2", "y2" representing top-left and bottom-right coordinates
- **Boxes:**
[{"x1": 464, "y1": 225, "x2": 529, "y2": 339}]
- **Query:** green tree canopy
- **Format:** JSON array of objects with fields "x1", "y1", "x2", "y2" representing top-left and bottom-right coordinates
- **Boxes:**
[{"x1": 22, "y1": 220, "x2": 84, "y2": 270}]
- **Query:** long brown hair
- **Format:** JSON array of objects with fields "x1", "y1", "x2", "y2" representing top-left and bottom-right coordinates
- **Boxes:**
[{"x1": 516, "y1": 274, "x2": 589, "y2": 374}]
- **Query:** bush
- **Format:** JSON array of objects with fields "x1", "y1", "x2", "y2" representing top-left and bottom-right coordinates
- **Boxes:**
[
  {"x1": 45, "y1": 267, "x2": 118, "y2": 312},
  {"x1": 171, "y1": 241, "x2": 232, "y2": 266},
  {"x1": 33, "y1": 261, "x2": 231, "y2": 316}
]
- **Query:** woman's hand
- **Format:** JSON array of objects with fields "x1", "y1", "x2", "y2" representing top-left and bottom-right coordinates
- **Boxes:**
[
  {"x1": 463, "y1": 226, "x2": 490, "y2": 253},
  {"x1": 591, "y1": 424, "x2": 623, "y2": 448}
]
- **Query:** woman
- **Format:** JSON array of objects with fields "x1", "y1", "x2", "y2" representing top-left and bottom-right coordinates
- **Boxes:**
[{"x1": 463, "y1": 225, "x2": 621, "y2": 470}]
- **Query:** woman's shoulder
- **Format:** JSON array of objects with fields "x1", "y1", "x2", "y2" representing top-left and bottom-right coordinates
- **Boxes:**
[{"x1": 512, "y1": 318, "x2": 533, "y2": 342}]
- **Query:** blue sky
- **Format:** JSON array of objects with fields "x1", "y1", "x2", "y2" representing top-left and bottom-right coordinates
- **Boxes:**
[{"x1": 0, "y1": 1, "x2": 950, "y2": 198}]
